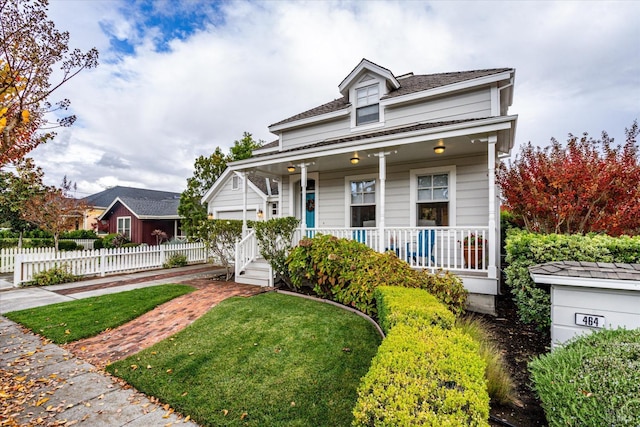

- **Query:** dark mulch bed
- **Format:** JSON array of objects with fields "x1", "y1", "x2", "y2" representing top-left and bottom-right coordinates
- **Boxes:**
[{"x1": 487, "y1": 293, "x2": 549, "y2": 426}]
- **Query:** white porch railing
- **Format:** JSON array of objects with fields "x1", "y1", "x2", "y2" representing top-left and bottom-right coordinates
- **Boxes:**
[
  {"x1": 235, "y1": 230, "x2": 258, "y2": 279},
  {"x1": 293, "y1": 226, "x2": 490, "y2": 273},
  {"x1": 12, "y1": 243, "x2": 207, "y2": 285}
]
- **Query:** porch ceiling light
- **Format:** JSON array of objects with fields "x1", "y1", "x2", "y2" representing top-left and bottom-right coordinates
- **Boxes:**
[
  {"x1": 433, "y1": 140, "x2": 446, "y2": 154},
  {"x1": 350, "y1": 156, "x2": 360, "y2": 165},
  {"x1": 287, "y1": 165, "x2": 295, "y2": 172}
]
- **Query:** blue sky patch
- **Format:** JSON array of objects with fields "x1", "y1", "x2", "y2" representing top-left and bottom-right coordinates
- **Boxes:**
[{"x1": 105, "y1": 0, "x2": 226, "y2": 56}]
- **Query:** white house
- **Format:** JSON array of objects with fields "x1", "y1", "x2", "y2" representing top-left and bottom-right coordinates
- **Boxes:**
[{"x1": 202, "y1": 59, "x2": 517, "y2": 314}]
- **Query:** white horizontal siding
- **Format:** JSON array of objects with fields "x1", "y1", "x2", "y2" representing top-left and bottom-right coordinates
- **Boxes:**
[
  {"x1": 551, "y1": 285, "x2": 640, "y2": 348},
  {"x1": 210, "y1": 175, "x2": 264, "y2": 219},
  {"x1": 455, "y1": 155, "x2": 489, "y2": 226},
  {"x1": 281, "y1": 117, "x2": 351, "y2": 151},
  {"x1": 280, "y1": 155, "x2": 488, "y2": 228},
  {"x1": 384, "y1": 88, "x2": 492, "y2": 128}
]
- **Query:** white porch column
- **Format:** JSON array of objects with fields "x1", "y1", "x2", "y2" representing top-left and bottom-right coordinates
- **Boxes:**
[
  {"x1": 378, "y1": 151, "x2": 386, "y2": 253},
  {"x1": 300, "y1": 163, "x2": 307, "y2": 234},
  {"x1": 487, "y1": 135, "x2": 498, "y2": 279},
  {"x1": 242, "y1": 171, "x2": 248, "y2": 233}
]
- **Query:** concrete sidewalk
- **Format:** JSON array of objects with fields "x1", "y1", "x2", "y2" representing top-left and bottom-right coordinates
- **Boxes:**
[
  {"x1": 0, "y1": 264, "x2": 222, "y2": 314},
  {"x1": 0, "y1": 264, "x2": 228, "y2": 426},
  {"x1": 1, "y1": 316, "x2": 199, "y2": 426}
]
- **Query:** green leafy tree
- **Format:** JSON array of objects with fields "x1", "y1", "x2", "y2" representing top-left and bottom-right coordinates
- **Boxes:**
[
  {"x1": 229, "y1": 131, "x2": 261, "y2": 161},
  {"x1": 179, "y1": 132, "x2": 262, "y2": 238},
  {"x1": 178, "y1": 147, "x2": 227, "y2": 238},
  {"x1": 0, "y1": 157, "x2": 45, "y2": 233},
  {"x1": 0, "y1": 0, "x2": 99, "y2": 166}
]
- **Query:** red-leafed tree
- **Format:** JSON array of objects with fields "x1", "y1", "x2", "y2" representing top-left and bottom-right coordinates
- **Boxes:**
[
  {"x1": 21, "y1": 176, "x2": 87, "y2": 250},
  {"x1": 497, "y1": 120, "x2": 640, "y2": 236}
]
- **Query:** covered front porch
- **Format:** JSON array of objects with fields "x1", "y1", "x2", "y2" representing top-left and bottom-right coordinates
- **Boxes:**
[{"x1": 235, "y1": 224, "x2": 499, "y2": 314}]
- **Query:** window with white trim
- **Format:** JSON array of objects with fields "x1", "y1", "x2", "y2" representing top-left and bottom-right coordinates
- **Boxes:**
[
  {"x1": 350, "y1": 179, "x2": 376, "y2": 227},
  {"x1": 117, "y1": 217, "x2": 131, "y2": 239},
  {"x1": 416, "y1": 174, "x2": 449, "y2": 226},
  {"x1": 271, "y1": 202, "x2": 278, "y2": 216},
  {"x1": 355, "y1": 84, "x2": 379, "y2": 125},
  {"x1": 232, "y1": 175, "x2": 240, "y2": 190}
]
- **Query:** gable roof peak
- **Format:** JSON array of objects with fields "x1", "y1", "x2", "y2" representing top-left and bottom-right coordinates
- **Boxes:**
[{"x1": 338, "y1": 58, "x2": 401, "y2": 97}]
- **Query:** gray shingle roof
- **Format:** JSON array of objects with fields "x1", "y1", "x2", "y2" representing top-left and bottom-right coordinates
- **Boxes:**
[
  {"x1": 247, "y1": 173, "x2": 279, "y2": 196},
  {"x1": 529, "y1": 261, "x2": 640, "y2": 281},
  {"x1": 118, "y1": 196, "x2": 181, "y2": 218},
  {"x1": 269, "y1": 68, "x2": 511, "y2": 128},
  {"x1": 82, "y1": 186, "x2": 180, "y2": 208}
]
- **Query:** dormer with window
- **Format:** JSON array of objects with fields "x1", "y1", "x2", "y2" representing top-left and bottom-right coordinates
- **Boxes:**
[{"x1": 339, "y1": 59, "x2": 401, "y2": 131}]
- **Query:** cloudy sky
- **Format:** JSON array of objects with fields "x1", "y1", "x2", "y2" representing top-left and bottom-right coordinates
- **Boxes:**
[{"x1": 28, "y1": 0, "x2": 640, "y2": 197}]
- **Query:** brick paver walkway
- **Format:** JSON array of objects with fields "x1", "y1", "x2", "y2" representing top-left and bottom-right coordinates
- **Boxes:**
[{"x1": 64, "y1": 278, "x2": 266, "y2": 368}]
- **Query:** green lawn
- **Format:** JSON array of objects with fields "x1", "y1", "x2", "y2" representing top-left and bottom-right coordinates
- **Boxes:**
[
  {"x1": 5, "y1": 284, "x2": 195, "y2": 343},
  {"x1": 107, "y1": 292, "x2": 382, "y2": 427}
]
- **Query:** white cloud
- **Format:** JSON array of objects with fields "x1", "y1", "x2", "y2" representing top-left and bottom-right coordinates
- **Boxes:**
[{"x1": 29, "y1": 0, "x2": 639, "y2": 197}]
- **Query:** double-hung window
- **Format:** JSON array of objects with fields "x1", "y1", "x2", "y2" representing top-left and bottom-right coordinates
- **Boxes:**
[
  {"x1": 350, "y1": 179, "x2": 376, "y2": 227},
  {"x1": 416, "y1": 174, "x2": 449, "y2": 226},
  {"x1": 117, "y1": 217, "x2": 131, "y2": 239},
  {"x1": 356, "y1": 84, "x2": 379, "y2": 125}
]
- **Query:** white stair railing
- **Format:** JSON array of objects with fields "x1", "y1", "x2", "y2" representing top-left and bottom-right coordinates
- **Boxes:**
[{"x1": 235, "y1": 229, "x2": 257, "y2": 279}]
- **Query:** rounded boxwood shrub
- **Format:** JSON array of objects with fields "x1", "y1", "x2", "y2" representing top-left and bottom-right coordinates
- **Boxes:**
[
  {"x1": 57, "y1": 240, "x2": 79, "y2": 251},
  {"x1": 529, "y1": 328, "x2": 640, "y2": 426}
]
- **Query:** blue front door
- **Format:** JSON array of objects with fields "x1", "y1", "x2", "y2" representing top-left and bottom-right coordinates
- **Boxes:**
[{"x1": 305, "y1": 192, "x2": 315, "y2": 228}]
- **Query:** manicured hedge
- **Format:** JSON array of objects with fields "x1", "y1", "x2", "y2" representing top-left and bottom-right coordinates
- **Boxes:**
[
  {"x1": 352, "y1": 286, "x2": 489, "y2": 426},
  {"x1": 504, "y1": 231, "x2": 640, "y2": 330},
  {"x1": 529, "y1": 328, "x2": 640, "y2": 426},
  {"x1": 375, "y1": 286, "x2": 455, "y2": 333},
  {"x1": 286, "y1": 234, "x2": 467, "y2": 316}
]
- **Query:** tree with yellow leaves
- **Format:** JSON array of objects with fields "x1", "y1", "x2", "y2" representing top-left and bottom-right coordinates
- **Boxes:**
[{"x1": 0, "y1": 0, "x2": 98, "y2": 166}]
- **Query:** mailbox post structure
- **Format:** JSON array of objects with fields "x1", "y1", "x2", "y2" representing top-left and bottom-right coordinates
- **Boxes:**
[{"x1": 529, "y1": 261, "x2": 640, "y2": 349}]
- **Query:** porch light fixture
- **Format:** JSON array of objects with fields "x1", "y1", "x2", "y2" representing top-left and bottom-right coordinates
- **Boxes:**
[
  {"x1": 433, "y1": 140, "x2": 446, "y2": 154},
  {"x1": 350, "y1": 156, "x2": 360, "y2": 165},
  {"x1": 207, "y1": 213, "x2": 214, "y2": 220},
  {"x1": 287, "y1": 165, "x2": 295, "y2": 173},
  {"x1": 257, "y1": 209, "x2": 264, "y2": 219}
]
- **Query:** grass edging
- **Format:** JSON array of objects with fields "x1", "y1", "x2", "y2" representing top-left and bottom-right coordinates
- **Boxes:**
[{"x1": 275, "y1": 289, "x2": 385, "y2": 338}]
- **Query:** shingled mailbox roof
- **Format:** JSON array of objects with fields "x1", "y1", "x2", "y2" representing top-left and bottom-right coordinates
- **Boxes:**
[{"x1": 529, "y1": 261, "x2": 640, "y2": 290}]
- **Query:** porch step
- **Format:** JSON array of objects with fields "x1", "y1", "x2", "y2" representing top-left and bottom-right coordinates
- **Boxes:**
[{"x1": 236, "y1": 259, "x2": 272, "y2": 287}]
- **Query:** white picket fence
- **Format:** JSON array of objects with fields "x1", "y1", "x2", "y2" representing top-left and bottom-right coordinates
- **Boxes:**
[
  {"x1": 1, "y1": 247, "x2": 56, "y2": 273},
  {"x1": 11, "y1": 243, "x2": 207, "y2": 285}
]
